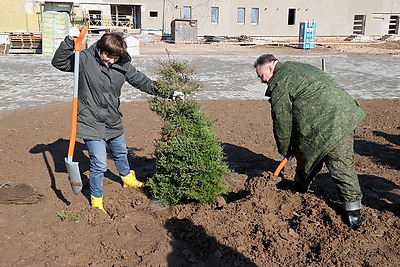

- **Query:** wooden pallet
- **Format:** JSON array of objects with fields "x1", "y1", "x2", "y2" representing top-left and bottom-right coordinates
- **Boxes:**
[{"x1": 9, "y1": 32, "x2": 42, "y2": 54}]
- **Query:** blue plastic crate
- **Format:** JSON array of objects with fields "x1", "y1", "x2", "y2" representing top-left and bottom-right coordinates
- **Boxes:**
[{"x1": 299, "y1": 21, "x2": 316, "y2": 49}]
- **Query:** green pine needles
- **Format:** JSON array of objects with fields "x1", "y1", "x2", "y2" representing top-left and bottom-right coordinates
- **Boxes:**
[{"x1": 147, "y1": 59, "x2": 229, "y2": 205}]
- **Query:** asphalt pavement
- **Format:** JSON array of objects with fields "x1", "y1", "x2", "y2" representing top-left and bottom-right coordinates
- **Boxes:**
[{"x1": 0, "y1": 53, "x2": 399, "y2": 112}]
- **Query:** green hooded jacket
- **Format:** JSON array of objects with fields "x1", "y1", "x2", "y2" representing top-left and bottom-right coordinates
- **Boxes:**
[
  {"x1": 266, "y1": 61, "x2": 365, "y2": 178},
  {"x1": 52, "y1": 36, "x2": 156, "y2": 140}
]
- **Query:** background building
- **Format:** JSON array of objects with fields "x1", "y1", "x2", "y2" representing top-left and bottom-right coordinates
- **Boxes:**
[{"x1": 0, "y1": 0, "x2": 399, "y2": 48}]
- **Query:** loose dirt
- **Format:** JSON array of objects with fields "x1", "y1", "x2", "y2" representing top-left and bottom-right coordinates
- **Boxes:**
[
  {"x1": 0, "y1": 42, "x2": 399, "y2": 266},
  {"x1": 0, "y1": 98, "x2": 399, "y2": 266}
]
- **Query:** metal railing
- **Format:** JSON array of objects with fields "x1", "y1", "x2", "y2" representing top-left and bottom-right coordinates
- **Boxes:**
[{"x1": 72, "y1": 15, "x2": 133, "y2": 28}]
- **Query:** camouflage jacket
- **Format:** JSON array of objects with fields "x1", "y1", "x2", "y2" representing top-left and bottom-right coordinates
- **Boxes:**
[{"x1": 266, "y1": 61, "x2": 365, "y2": 178}]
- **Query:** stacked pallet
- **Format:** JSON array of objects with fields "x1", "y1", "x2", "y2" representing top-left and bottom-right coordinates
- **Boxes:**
[
  {"x1": 42, "y1": 11, "x2": 70, "y2": 54},
  {"x1": 8, "y1": 32, "x2": 42, "y2": 54}
]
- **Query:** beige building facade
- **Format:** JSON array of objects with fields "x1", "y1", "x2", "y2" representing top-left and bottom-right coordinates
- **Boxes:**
[
  {"x1": 0, "y1": 0, "x2": 41, "y2": 33},
  {"x1": 1, "y1": 0, "x2": 399, "y2": 40}
]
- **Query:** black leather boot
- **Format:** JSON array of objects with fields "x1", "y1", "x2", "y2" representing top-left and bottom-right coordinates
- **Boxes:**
[{"x1": 343, "y1": 201, "x2": 362, "y2": 230}]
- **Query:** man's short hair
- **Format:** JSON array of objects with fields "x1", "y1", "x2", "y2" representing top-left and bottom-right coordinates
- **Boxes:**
[
  {"x1": 98, "y1": 32, "x2": 127, "y2": 57},
  {"x1": 253, "y1": 54, "x2": 277, "y2": 68}
]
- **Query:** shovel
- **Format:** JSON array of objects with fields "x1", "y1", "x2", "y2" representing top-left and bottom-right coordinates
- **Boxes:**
[
  {"x1": 273, "y1": 154, "x2": 292, "y2": 176},
  {"x1": 65, "y1": 26, "x2": 88, "y2": 195}
]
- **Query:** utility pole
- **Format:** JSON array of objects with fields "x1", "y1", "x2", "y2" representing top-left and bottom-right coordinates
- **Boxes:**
[{"x1": 162, "y1": 0, "x2": 166, "y2": 36}]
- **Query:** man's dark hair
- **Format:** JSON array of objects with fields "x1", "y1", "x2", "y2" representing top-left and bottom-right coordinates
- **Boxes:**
[
  {"x1": 98, "y1": 32, "x2": 127, "y2": 56},
  {"x1": 253, "y1": 54, "x2": 278, "y2": 68}
]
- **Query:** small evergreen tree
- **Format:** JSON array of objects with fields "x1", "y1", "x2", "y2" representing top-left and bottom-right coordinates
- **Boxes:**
[{"x1": 147, "y1": 59, "x2": 229, "y2": 205}]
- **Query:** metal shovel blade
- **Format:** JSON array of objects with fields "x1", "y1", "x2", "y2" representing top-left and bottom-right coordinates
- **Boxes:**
[{"x1": 65, "y1": 157, "x2": 82, "y2": 195}]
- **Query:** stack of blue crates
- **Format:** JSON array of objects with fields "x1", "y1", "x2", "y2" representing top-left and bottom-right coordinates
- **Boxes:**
[{"x1": 298, "y1": 21, "x2": 317, "y2": 49}]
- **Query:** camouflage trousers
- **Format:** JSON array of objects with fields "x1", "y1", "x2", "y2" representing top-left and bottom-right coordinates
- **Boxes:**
[{"x1": 295, "y1": 133, "x2": 362, "y2": 202}]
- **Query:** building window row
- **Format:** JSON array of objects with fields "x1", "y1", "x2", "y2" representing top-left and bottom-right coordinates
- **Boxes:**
[
  {"x1": 209, "y1": 7, "x2": 260, "y2": 25},
  {"x1": 176, "y1": 6, "x2": 297, "y2": 26}
]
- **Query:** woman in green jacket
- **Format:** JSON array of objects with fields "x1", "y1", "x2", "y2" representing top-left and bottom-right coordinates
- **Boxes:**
[{"x1": 254, "y1": 54, "x2": 365, "y2": 230}]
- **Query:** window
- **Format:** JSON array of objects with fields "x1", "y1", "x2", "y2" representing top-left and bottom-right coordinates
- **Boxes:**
[
  {"x1": 211, "y1": 7, "x2": 219, "y2": 24},
  {"x1": 89, "y1": 10, "x2": 103, "y2": 26},
  {"x1": 149, "y1": 11, "x2": 158, "y2": 17},
  {"x1": 251, "y1": 8, "x2": 259, "y2": 25},
  {"x1": 237, "y1": 7, "x2": 245, "y2": 24},
  {"x1": 353, "y1": 15, "x2": 366, "y2": 35},
  {"x1": 288, "y1": 8, "x2": 296, "y2": 25},
  {"x1": 388, "y1": 15, "x2": 398, "y2": 34},
  {"x1": 44, "y1": 3, "x2": 72, "y2": 14},
  {"x1": 183, "y1": 6, "x2": 191, "y2": 19}
]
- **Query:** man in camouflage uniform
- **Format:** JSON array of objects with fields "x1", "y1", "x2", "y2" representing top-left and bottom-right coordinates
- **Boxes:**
[{"x1": 254, "y1": 54, "x2": 365, "y2": 229}]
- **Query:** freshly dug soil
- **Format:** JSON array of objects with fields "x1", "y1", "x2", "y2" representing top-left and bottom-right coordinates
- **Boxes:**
[{"x1": 0, "y1": 98, "x2": 399, "y2": 266}]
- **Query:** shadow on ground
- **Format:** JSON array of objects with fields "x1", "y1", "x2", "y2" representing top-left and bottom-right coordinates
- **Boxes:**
[
  {"x1": 165, "y1": 217, "x2": 257, "y2": 266},
  {"x1": 311, "y1": 173, "x2": 400, "y2": 218},
  {"x1": 29, "y1": 138, "x2": 89, "y2": 205},
  {"x1": 222, "y1": 143, "x2": 278, "y2": 179},
  {"x1": 355, "y1": 136, "x2": 400, "y2": 171}
]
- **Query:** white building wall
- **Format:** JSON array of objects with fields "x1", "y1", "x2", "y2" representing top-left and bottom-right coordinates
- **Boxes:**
[
  {"x1": 139, "y1": 1, "x2": 164, "y2": 31},
  {"x1": 154, "y1": 0, "x2": 400, "y2": 39}
]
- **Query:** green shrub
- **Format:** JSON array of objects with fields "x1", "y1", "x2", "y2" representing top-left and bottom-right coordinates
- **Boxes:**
[{"x1": 147, "y1": 59, "x2": 229, "y2": 205}]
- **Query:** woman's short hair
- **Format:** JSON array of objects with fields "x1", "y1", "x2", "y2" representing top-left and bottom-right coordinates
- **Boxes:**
[{"x1": 97, "y1": 32, "x2": 127, "y2": 56}]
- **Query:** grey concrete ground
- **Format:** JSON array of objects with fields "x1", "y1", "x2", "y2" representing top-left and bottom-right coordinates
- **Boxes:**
[{"x1": 0, "y1": 53, "x2": 399, "y2": 112}]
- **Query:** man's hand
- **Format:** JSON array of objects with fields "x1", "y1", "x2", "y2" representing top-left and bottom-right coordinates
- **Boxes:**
[
  {"x1": 69, "y1": 27, "x2": 81, "y2": 40},
  {"x1": 172, "y1": 91, "x2": 185, "y2": 101}
]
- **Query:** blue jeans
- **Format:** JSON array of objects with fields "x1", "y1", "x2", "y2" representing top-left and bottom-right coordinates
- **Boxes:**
[{"x1": 84, "y1": 134, "x2": 130, "y2": 197}]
